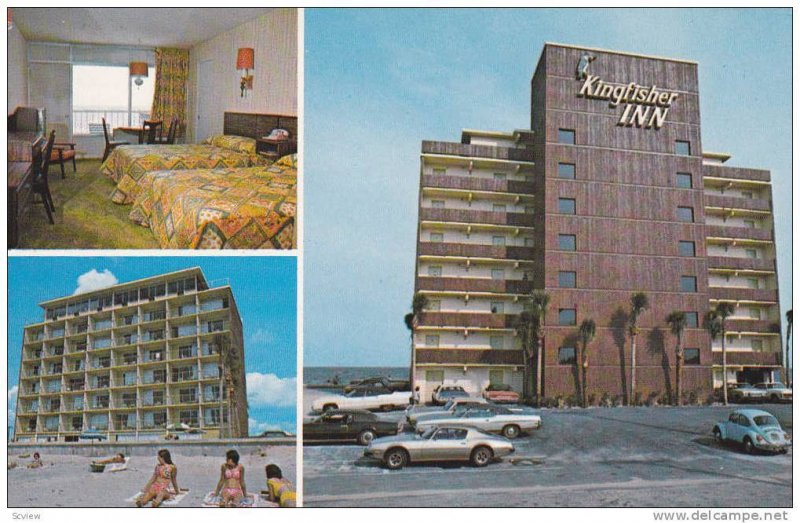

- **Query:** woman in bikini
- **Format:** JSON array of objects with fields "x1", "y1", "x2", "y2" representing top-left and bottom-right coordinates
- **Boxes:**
[
  {"x1": 213, "y1": 449, "x2": 247, "y2": 507},
  {"x1": 265, "y1": 464, "x2": 296, "y2": 507},
  {"x1": 93, "y1": 452, "x2": 125, "y2": 465},
  {"x1": 26, "y1": 452, "x2": 43, "y2": 469},
  {"x1": 136, "y1": 449, "x2": 179, "y2": 507}
]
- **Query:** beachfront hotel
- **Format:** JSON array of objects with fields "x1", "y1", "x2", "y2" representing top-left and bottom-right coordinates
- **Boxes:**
[
  {"x1": 412, "y1": 43, "x2": 783, "y2": 402},
  {"x1": 14, "y1": 267, "x2": 248, "y2": 442}
]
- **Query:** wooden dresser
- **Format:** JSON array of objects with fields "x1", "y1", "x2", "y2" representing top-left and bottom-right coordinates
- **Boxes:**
[{"x1": 8, "y1": 107, "x2": 46, "y2": 248}]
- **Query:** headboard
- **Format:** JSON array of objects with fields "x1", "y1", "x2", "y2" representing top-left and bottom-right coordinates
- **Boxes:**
[{"x1": 223, "y1": 112, "x2": 298, "y2": 141}]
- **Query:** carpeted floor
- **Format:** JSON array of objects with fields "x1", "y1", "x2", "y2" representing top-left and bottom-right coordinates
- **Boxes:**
[{"x1": 18, "y1": 159, "x2": 159, "y2": 249}]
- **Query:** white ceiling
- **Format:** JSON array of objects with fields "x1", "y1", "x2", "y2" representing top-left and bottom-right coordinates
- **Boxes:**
[{"x1": 12, "y1": 8, "x2": 274, "y2": 48}]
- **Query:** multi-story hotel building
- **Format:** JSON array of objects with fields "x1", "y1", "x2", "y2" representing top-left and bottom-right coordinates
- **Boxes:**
[
  {"x1": 412, "y1": 43, "x2": 783, "y2": 401},
  {"x1": 14, "y1": 267, "x2": 248, "y2": 442}
]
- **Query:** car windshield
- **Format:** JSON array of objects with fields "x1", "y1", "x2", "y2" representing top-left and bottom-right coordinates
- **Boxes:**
[
  {"x1": 753, "y1": 415, "x2": 780, "y2": 427},
  {"x1": 770, "y1": 383, "x2": 786, "y2": 389},
  {"x1": 420, "y1": 427, "x2": 437, "y2": 439},
  {"x1": 442, "y1": 400, "x2": 455, "y2": 410}
]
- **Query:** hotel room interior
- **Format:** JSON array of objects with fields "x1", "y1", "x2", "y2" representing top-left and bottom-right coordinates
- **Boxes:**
[{"x1": 7, "y1": 7, "x2": 298, "y2": 249}]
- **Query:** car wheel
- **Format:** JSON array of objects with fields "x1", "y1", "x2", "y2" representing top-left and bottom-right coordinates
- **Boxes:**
[
  {"x1": 357, "y1": 429, "x2": 376, "y2": 446},
  {"x1": 502, "y1": 424, "x2": 521, "y2": 439},
  {"x1": 712, "y1": 427, "x2": 723, "y2": 444},
  {"x1": 743, "y1": 437, "x2": 756, "y2": 455},
  {"x1": 770, "y1": 394, "x2": 780, "y2": 403},
  {"x1": 322, "y1": 403, "x2": 337, "y2": 412},
  {"x1": 384, "y1": 448, "x2": 409, "y2": 470},
  {"x1": 471, "y1": 446, "x2": 494, "y2": 467}
]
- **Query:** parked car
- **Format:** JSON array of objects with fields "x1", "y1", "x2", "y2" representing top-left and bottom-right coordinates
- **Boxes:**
[
  {"x1": 304, "y1": 409, "x2": 401, "y2": 445},
  {"x1": 409, "y1": 401, "x2": 518, "y2": 428},
  {"x1": 729, "y1": 383, "x2": 768, "y2": 403},
  {"x1": 364, "y1": 426, "x2": 515, "y2": 469},
  {"x1": 79, "y1": 429, "x2": 106, "y2": 441},
  {"x1": 432, "y1": 385, "x2": 470, "y2": 405},
  {"x1": 483, "y1": 383, "x2": 521, "y2": 404},
  {"x1": 406, "y1": 396, "x2": 487, "y2": 419},
  {"x1": 259, "y1": 430, "x2": 295, "y2": 438},
  {"x1": 416, "y1": 407, "x2": 542, "y2": 439},
  {"x1": 713, "y1": 409, "x2": 791, "y2": 454},
  {"x1": 754, "y1": 382, "x2": 793, "y2": 402},
  {"x1": 406, "y1": 398, "x2": 489, "y2": 426},
  {"x1": 344, "y1": 377, "x2": 411, "y2": 393},
  {"x1": 311, "y1": 388, "x2": 411, "y2": 413}
]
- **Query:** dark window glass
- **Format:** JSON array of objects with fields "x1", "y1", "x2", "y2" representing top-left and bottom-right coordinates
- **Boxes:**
[
  {"x1": 677, "y1": 206, "x2": 694, "y2": 223},
  {"x1": 558, "y1": 347, "x2": 577, "y2": 365},
  {"x1": 675, "y1": 141, "x2": 691, "y2": 156},
  {"x1": 559, "y1": 234, "x2": 576, "y2": 251},
  {"x1": 558, "y1": 163, "x2": 575, "y2": 179},
  {"x1": 558, "y1": 129, "x2": 575, "y2": 145},
  {"x1": 558, "y1": 198, "x2": 576, "y2": 214},
  {"x1": 558, "y1": 271, "x2": 576, "y2": 288},
  {"x1": 558, "y1": 309, "x2": 576, "y2": 326},
  {"x1": 680, "y1": 276, "x2": 697, "y2": 293},
  {"x1": 679, "y1": 241, "x2": 696, "y2": 257},
  {"x1": 684, "y1": 348, "x2": 700, "y2": 365},
  {"x1": 685, "y1": 312, "x2": 699, "y2": 328},
  {"x1": 676, "y1": 172, "x2": 693, "y2": 188}
]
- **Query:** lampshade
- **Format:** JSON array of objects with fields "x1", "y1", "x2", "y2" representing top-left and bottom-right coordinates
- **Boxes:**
[
  {"x1": 236, "y1": 48, "x2": 254, "y2": 70},
  {"x1": 129, "y1": 62, "x2": 149, "y2": 77}
]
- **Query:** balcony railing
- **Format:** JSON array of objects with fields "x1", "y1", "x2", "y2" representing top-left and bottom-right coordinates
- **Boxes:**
[
  {"x1": 418, "y1": 312, "x2": 515, "y2": 329},
  {"x1": 709, "y1": 287, "x2": 779, "y2": 303},
  {"x1": 416, "y1": 348, "x2": 525, "y2": 365},
  {"x1": 705, "y1": 225, "x2": 773, "y2": 242},
  {"x1": 417, "y1": 276, "x2": 533, "y2": 295},
  {"x1": 422, "y1": 174, "x2": 535, "y2": 195},
  {"x1": 706, "y1": 256, "x2": 776, "y2": 272},
  {"x1": 712, "y1": 351, "x2": 781, "y2": 366},
  {"x1": 72, "y1": 109, "x2": 150, "y2": 136},
  {"x1": 704, "y1": 194, "x2": 772, "y2": 213},
  {"x1": 422, "y1": 141, "x2": 536, "y2": 162},
  {"x1": 724, "y1": 319, "x2": 781, "y2": 334},
  {"x1": 418, "y1": 241, "x2": 535, "y2": 261},
  {"x1": 420, "y1": 208, "x2": 535, "y2": 227}
]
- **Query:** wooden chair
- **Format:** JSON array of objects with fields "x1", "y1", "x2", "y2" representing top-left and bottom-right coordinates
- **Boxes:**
[
  {"x1": 33, "y1": 130, "x2": 57, "y2": 224},
  {"x1": 49, "y1": 123, "x2": 77, "y2": 179},
  {"x1": 141, "y1": 120, "x2": 163, "y2": 144},
  {"x1": 153, "y1": 117, "x2": 178, "y2": 145},
  {"x1": 101, "y1": 118, "x2": 130, "y2": 162}
]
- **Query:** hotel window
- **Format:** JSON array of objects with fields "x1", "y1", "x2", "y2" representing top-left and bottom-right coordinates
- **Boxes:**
[
  {"x1": 676, "y1": 173, "x2": 693, "y2": 189},
  {"x1": 678, "y1": 241, "x2": 696, "y2": 257},
  {"x1": 751, "y1": 339, "x2": 764, "y2": 351},
  {"x1": 745, "y1": 249, "x2": 758, "y2": 259},
  {"x1": 558, "y1": 309, "x2": 577, "y2": 326},
  {"x1": 558, "y1": 163, "x2": 576, "y2": 179},
  {"x1": 680, "y1": 276, "x2": 697, "y2": 293},
  {"x1": 684, "y1": 348, "x2": 700, "y2": 365},
  {"x1": 429, "y1": 232, "x2": 444, "y2": 243},
  {"x1": 558, "y1": 234, "x2": 576, "y2": 251},
  {"x1": 426, "y1": 300, "x2": 441, "y2": 312},
  {"x1": 72, "y1": 64, "x2": 155, "y2": 135},
  {"x1": 493, "y1": 173, "x2": 506, "y2": 181},
  {"x1": 493, "y1": 203, "x2": 507, "y2": 213},
  {"x1": 489, "y1": 336, "x2": 504, "y2": 350},
  {"x1": 492, "y1": 235, "x2": 506, "y2": 246},
  {"x1": 426, "y1": 370, "x2": 444, "y2": 383},
  {"x1": 747, "y1": 278, "x2": 760, "y2": 289},
  {"x1": 558, "y1": 271, "x2": 576, "y2": 288},
  {"x1": 489, "y1": 370, "x2": 505, "y2": 386},
  {"x1": 741, "y1": 191, "x2": 754, "y2": 199},
  {"x1": 558, "y1": 347, "x2": 577, "y2": 365},
  {"x1": 749, "y1": 308, "x2": 761, "y2": 319},
  {"x1": 558, "y1": 198, "x2": 576, "y2": 215},
  {"x1": 490, "y1": 301, "x2": 504, "y2": 314},
  {"x1": 524, "y1": 237, "x2": 534, "y2": 247},
  {"x1": 685, "y1": 312, "x2": 699, "y2": 328},
  {"x1": 674, "y1": 140, "x2": 691, "y2": 156},
  {"x1": 428, "y1": 266, "x2": 443, "y2": 277},
  {"x1": 743, "y1": 219, "x2": 756, "y2": 228},
  {"x1": 432, "y1": 168, "x2": 446, "y2": 176},
  {"x1": 431, "y1": 200, "x2": 445, "y2": 208},
  {"x1": 677, "y1": 206, "x2": 694, "y2": 223},
  {"x1": 491, "y1": 269, "x2": 505, "y2": 280},
  {"x1": 558, "y1": 129, "x2": 576, "y2": 145},
  {"x1": 425, "y1": 335, "x2": 440, "y2": 347}
]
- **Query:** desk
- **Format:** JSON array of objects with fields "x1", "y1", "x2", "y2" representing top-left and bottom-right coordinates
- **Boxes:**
[
  {"x1": 8, "y1": 161, "x2": 35, "y2": 248},
  {"x1": 114, "y1": 126, "x2": 144, "y2": 144}
]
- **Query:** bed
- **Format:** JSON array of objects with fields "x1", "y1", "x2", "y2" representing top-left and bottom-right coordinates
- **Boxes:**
[
  {"x1": 100, "y1": 112, "x2": 298, "y2": 205},
  {"x1": 128, "y1": 155, "x2": 297, "y2": 249}
]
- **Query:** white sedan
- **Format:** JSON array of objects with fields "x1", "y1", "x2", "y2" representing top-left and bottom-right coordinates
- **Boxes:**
[
  {"x1": 415, "y1": 407, "x2": 542, "y2": 438},
  {"x1": 311, "y1": 389, "x2": 411, "y2": 413}
]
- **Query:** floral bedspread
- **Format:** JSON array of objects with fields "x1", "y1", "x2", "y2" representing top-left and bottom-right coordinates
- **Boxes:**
[
  {"x1": 128, "y1": 163, "x2": 296, "y2": 249},
  {"x1": 100, "y1": 144, "x2": 260, "y2": 204}
]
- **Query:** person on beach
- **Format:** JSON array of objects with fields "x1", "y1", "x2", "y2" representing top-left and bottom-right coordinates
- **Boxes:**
[
  {"x1": 93, "y1": 453, "x2": 125, "y2": 465},
  {"x1": 412, "y1": 386, "x2": 421, "y2": 405},
  {"x1": 136, "y1": 449, "x2": 179, "y2": 507},
  {"x1": 213, "y1": 449, "x2": 247, "y2": 507},
  {"x1": 265, "y1": 464, "x2": 296, "y2": 507},
  {"x1": 27, "y1": 452, "x2": 43, "y2": 469}
]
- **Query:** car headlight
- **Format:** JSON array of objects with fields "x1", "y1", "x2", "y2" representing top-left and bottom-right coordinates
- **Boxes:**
[
  {"x1": 784, "y1": 433, "x2": 790, "y2": 440},
  {"x1": 756, "y1": 435, "x2": 764, "y2": 442}
]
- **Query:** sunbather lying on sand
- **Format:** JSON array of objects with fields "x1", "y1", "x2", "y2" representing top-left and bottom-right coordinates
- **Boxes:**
[
  {"x1": 26, "y1": 453, "x2": 43, "y2": 469},
  {"x1": 93, "y1": 453, "x2": 125, "y2": 465},
  {"x1": 266, "y1": 464, "x2": 296, "y2": 507}
]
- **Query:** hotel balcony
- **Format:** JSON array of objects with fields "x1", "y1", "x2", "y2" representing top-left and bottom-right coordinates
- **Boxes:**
[
  {"x1": 709, "y1": 287, "x2": 778, "y2": 303},
  {"x1": 703, "y1": 164, "x2": 771, "y2": 183},
  {"x1": 706, "y1": 256, "x2": 776, "y2": 273},
  {"x1": 704, "y1": 194, "x2": 772, "y2": 214},
  {"x1": 420, "y1": 208, "x2": 535, "y2": 227},
  {"x1": 417, "y1": 276, "x2": 533, "y2": 295},
  {"x1": 712, "y1": 351, "x2": 782, "y2": 367},
  {"x1": 705, "y1": 225, "x2": 773, "y2": 242},
  {"x1": 723, "y1": 319, "x2": 781, "y2": 334},
  {"x1": 416, "y1": 348, "x2": 525, "y2": 366},
  {"x1": 418, "y1": 312, "x2": 516, "y2": 329},
  {"x1": 422, "y1": 174, "x2": 535, "y2": 195},
  {"x1": 422, "y1": 141, "x2": 536, "y2": 163},
  {"x1": 418, "y1": 242, "x2": 534, "y2": 261}
]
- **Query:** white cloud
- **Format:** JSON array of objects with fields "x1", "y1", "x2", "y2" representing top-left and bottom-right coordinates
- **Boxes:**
[
  {"x1": 74, "y1": 269, "x2": 118, "y2": 295},
  {"x1": 8, "y1": 385, "x2": 18, "y2": 425},
  {"x1": 246, "y1": 373, "x2": 296, "y2": 408},
  {"x1": 248, "y1": 328, "x2": 274, "y2": 345}
]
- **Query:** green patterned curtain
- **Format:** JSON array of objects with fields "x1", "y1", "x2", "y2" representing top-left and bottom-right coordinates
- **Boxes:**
[{"x1": 151, "y1": 48, "x2": 189, "y2": 139}]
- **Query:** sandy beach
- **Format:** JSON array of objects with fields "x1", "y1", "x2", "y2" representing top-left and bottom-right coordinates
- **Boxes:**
[{"x1": 7, "y1": 445, "x2": 296, "y2": 508}]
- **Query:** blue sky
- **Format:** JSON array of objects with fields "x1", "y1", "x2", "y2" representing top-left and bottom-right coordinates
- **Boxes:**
[
  {"x1": 304, "y1": 8, "x2": 792, "y2": 366},
  {"x1": 8, "y1": 256, "x2": 297, "y2": 434}
]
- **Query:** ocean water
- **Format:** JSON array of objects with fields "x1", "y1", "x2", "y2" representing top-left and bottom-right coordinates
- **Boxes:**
[{"x1": 304, "y1": 367, "x2": 409, "y2": 387}]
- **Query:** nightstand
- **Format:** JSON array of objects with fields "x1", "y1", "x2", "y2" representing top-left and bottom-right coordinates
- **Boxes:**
[{"x1": 256, "y1": 138, "x2": 297, "y2": 161}]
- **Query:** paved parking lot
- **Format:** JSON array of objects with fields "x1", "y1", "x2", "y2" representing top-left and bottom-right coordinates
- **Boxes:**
[{"x1": 303, "y1": 403, "x2": 792, "y2": 507}]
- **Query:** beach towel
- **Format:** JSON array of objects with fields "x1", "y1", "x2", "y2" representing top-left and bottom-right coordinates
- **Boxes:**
[
  {"x1": 201, "y1": 492, "x2": 262, "y2": 508},
  {"x1": 108, "y1": 457, "x2": 131, "y2": 472},
  {"x1": 126, "y1": 488, "x2": 189, "y2": 506}
]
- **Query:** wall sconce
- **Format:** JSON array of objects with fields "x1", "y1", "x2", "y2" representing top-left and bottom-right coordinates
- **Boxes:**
[
  {"x1": 129, "y1": 62, "x2": 149, "y2": 88},
  {"x1": 236, "y1": 48, "x2": 254, "y2": 98}
]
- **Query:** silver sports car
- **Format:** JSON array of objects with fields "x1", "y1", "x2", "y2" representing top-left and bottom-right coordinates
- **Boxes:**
[
  {"x1": 363, "y1": 425, "x2": 515, "y2": 469},
  {"x1": 415, "y1": 407, "x2": 542, "y2": 438}
]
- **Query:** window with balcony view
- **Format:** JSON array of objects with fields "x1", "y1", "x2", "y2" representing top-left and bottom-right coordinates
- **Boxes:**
[{"x1": 72, "y1": 64, "x2": 154, "y2": 135}]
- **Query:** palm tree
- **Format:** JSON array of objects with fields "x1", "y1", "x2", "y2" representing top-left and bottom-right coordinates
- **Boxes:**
[
  {"x1": 404, "y1": 293, "x2": 429, "y2": 387},
  {"x1": 666, "y1": 311, "x2": 687, "y2": 406},
  {"x1": 514, "y1": 310, "x2": 534, "y2": 400},
  {"x1": 515, "y1": 291, "x2": 550, "y2": 404},
  {"x1": 578, "y1": 319, "x2": 596, "y2": 408},
  {"x1": 529, "y1": 291, "x2": 550, "y2": 405},
  {"x1": 785, "y1": 309, "x2": 792, "y2": 386},
  {"x1": 628, "y1": 292, "x2": 649, "y2": 404},
  {"x1": 215, "y1": 333, "x2": 239, "y2": 437},
  {"x1": 705, "y1": 302, "x2": 735, "y2": 405}
]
